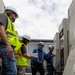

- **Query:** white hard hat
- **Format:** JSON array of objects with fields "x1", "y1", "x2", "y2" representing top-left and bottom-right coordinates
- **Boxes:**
[
  {"x1": 22, "y1": 35, "x2": 31, "y2": 42},
  {"x1": 48, "y1": 45, "x2": 54, "y2": 48},
  {"x1": 19, "y1": 36, "x2": 22, "y2": 41},
  {"x1": 38, "y1": 42, "x2": 44, "y2": 46},
  {"x1": 5, "y1": 6, "x2": 18, "y2": 18}
]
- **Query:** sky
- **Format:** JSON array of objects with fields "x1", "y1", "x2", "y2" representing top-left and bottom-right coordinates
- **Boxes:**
[{"x1": 3, "y1": 0, "x2": 72, "y2": 39}]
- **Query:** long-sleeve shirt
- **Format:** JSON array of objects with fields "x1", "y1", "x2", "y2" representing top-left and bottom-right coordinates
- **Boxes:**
[{"x1": 46, "y1": 52, "x2": 53, "y2": 66}]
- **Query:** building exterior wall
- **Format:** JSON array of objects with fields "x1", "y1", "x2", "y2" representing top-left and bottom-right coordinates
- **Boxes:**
[
  {"x1": 68, "y1": 0, "x2": 75, "y2": 50},
  {"x1": 68, "y1": 0, "x2": 75, "y2": 21},
  {"x1": 53, "y1": 33, "x2": 60, "y2": 71},
  {"x1": 59, "y1": 18, "x2": 69, "y2": 71},
  {"x1": 27, "y1": 40, "x2": 54, "y2": 54},
  {"x1": 63, "y1": 0, "x2": 75, "y2": 74}
]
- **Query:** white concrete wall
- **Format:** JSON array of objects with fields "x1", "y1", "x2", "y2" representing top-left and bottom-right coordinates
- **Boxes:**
[
  {"x1": 59, "y1": 18, "x2": 69, "y2": 66},
  {"x1": 53, "y1": 33, "x2": 60, "y2": 71},
  {"x1": 68, "y1": 0, "x2": 75, "y2": 49},
  {"x1": 63, "y1": 47, "x2": 75, "y2": 75},
  {"x1": 63, "y1": 0, "x2": 75, "y2": 75}
]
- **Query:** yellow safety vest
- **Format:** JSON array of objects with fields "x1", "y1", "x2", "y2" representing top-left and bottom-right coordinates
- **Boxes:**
[
  {"x1": 15, "y1": 45, "x2": 28, "y2": 66},
  {"x1": 5, "y1": 15, "x2": 22, "y2": 52}
]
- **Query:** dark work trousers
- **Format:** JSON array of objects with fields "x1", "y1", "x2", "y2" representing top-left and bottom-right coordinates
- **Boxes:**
[
  {"x1": 31, "y1": 64, "x2": 45, "y2": 75},
  {"x1": 47, "y1": 65, "x2": 56, "y2": 75}
]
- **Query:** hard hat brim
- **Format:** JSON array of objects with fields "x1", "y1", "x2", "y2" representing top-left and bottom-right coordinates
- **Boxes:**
[{"x1": 6, "y1": 9, "x2": 18, "y2": 18}]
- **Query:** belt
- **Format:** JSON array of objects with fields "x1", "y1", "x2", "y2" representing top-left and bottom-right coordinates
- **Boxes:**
[
  {"x1": 0, "y1": 42, "x2": 15, "y2": 49},
  {"x1": 47, "y1": 63, "x2": 51, "y2": 65},
  {"x1": 0, "y1": 42, "x2": 6, "y2": 46}
]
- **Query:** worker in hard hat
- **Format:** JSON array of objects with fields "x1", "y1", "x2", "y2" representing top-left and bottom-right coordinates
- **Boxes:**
[
  {"x1": 46, "y1": 45, "x2": 56, "y2": 75},
  {"x1": 15, "y1": 35, "x2": 35, "y2": 75},
  {"x1": 31, "y1": 42, "x2": 47, "y2": 75},
  {"x1": 0, "y1": 6, "x2": 22, "y2": 75}
]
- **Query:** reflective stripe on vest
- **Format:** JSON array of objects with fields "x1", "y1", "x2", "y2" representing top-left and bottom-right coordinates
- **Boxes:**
[
  {"x1": 15, "y1": 48, "x2": 28, "y2": 66},
  {"x1": 6, "y1": 31, "x2": 16, "y2": 37},
  {"x1": 5, "y1": 15, "x2": 22, "y2": 52}
]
